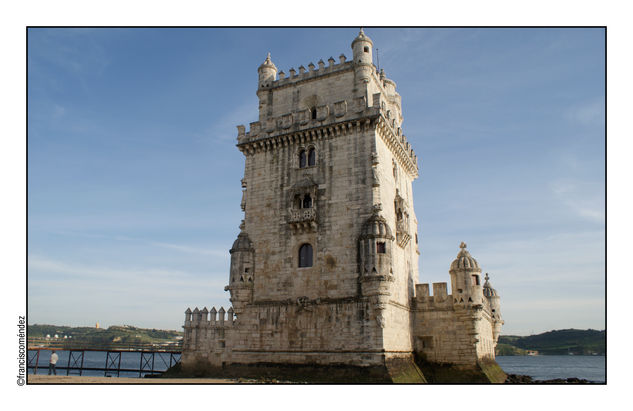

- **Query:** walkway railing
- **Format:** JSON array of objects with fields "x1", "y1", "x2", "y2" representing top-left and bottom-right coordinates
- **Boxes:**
[{"x1": 27, "y1": 338, "x2": 182, "y2": 377}]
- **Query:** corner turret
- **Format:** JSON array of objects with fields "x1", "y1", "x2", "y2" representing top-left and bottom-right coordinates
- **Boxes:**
[
  {"x1": 225, "y1": 221, "x2": 254, "y2": 315},
  {"x1": 351, "y1": 28, "x2": 374, "y2": 84},
  {"x1": 483, "y1": 273, "x2": 504, "y2": 343},
  {"x1": 258, "y1": 53, "x2": 277, "y2": 88},
  {"x1": 358, "y1": 208, "x2": 395, "y2": 314},
  {"x1": 449, "y1": 242, "x2": 484, "y2": 305}
]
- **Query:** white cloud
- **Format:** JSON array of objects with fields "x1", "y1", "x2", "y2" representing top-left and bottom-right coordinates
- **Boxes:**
[
  {"x1": 28, "y1": 255, "x2": 232, "y2": 329},
  {"x1": 67, "y1": 231, "x2": 231, "y2": 258},
  {"x1": 565, "y1": 98, "x2": 605, "y2": 126},
  {"x1": 193, "y1": 100, "x2": 258, "y2": 143},
  {"x1": 52, "y1": 104, "x2": 66, "y2": 118},
  {"x1": 550, "y1": 179, "x2": 604, "y2": 223},
  {"x1": 28, "y1": 255, "x2": 225, "y2": 287},
  {"x1": 504, "y1": 297, "x2": 604, "y2": 311},
  {"x1": 149, "y1": 241, "x2": 229, "y2": 257}
]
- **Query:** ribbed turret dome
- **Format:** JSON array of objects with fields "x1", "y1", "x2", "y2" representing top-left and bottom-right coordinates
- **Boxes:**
[
  {"x1": 351, "y1": 28, "x2": 373, "y2": 47},
  {"x1": 258, "y1": 52, "x2": 277, "y2": 71},
  {"x1": 230, "y1": 231, "x2": 253, "y2": 253},
  {"x1": 360, "y1": 213, "x2": 393, "y2": 239},
  {"x1": 450, "y1": 242, "x2": 481, "y2": 272},
  {"x1": 483, "y1": 273, "x2": 498, "y2": 297}
]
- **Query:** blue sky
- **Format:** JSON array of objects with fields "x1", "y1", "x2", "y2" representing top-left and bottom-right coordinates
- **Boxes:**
[{"x1": 27, "y1": 28, "x2": 604, "y2": 335}]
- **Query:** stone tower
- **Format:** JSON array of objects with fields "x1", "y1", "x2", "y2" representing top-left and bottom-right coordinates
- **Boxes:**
[{"x1": 182, "y1": 30, "x2": 503, "y2": 382}]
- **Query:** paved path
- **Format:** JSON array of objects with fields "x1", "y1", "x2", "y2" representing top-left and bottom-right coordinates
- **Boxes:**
[{"x1": 28, "y1": 375, "x2": 237, "y2": 384}]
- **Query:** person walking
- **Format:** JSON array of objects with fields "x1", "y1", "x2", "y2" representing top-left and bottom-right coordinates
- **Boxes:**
[{"x1": 48, "y1": 351, "x2": 59, "y2": 375}]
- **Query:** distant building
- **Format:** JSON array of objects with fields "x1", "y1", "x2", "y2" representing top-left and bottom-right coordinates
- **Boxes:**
[
  {"x1": 182, "y1": 30, "x2": 504, "y2": 382},
  {"x1": 95, "y1": 322, "x2": 100, "y2": 329}
]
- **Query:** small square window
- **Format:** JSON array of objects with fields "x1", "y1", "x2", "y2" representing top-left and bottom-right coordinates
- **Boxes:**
[{"x1": 376, "y1": 242, "x2": 386, "y2": 254}]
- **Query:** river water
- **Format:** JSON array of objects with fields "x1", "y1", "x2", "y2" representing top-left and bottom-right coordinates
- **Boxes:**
[
  {"x1": 29, "y1": 350, "x2": 605, "y2": 382},
  {"x1": 496, "y1": 355, "x2": 606, "y2": 382}
]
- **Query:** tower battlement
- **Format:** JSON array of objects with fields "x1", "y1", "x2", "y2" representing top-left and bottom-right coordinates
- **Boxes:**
[
  {"x1": 237, "y1": 94, "x2": 419, "y2": 177},
  {"x1": 267, "y1": 56, "x2": 353, "y2": 88}
]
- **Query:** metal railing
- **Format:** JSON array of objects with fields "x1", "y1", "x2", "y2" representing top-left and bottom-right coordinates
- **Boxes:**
[{"x1": 27, "y1": 347, "x2": 182, "y2": 378}]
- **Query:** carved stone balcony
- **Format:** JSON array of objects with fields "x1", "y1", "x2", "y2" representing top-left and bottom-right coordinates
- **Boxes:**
[{"x1": 288, "y1": 208, "x2": 317, "y2": 233}]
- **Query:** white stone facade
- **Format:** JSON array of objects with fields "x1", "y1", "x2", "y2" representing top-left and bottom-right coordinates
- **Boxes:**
[{"x1": 182, "y1": 30, "x2": 503, "y2": 375}]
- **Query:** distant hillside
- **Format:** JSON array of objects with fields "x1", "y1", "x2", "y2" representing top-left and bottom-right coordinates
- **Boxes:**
[
  {"x1": 28, "y1": 324, "x2": 182, "y2": 348},
  {"x1": 497, "y1": 329, "x2": 605, "y2": 355}
]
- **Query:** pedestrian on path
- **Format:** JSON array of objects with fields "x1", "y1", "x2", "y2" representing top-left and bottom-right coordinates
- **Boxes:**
[{"x1": 48, "y1": 351, "x2": 59, "y2": 375}]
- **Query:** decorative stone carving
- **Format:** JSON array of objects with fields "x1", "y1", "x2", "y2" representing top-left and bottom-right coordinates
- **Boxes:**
[
  {"x1": 371, "y1": 152, "x2": 380, "y2": 187},
  {"x1": 355, "y1": 96, "x2": 366, "y2": 113},
  {"x1": 240, "y1": 179, "x2": 247, "y2": 211},
  {"x1": 394, "y1": 190, "x2": 410, "y2": 248},
  {"x1": 281, "y1": 113, "x2": 293, "y2": 129},
  {"x1": 334, "y1": 100, "x2": 347, "y2": 117},
  {"x1": 296, "y1": 109, "x2": 310, "y2": 125}
]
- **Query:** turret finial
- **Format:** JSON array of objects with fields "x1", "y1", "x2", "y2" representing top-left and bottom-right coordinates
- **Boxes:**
[
  {"x1": 460, "y1": 241, "x2": 467, "y2": 249},
  {"x1": 485, "y1": 273, "x2": 489, "y2": 281}
]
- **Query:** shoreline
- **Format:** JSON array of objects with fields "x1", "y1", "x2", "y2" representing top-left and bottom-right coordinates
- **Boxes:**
[
  {"x1": 505, "y1": 374, "x2": 601, "y2": 384},
  {"x1": 29, "y1": 374, "x2": 602, "y2": 384}
]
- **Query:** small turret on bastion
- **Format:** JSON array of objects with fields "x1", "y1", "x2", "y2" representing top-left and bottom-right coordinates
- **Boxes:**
[{"x1": 181, "y1": 29, "x2": 504, "y2": 383}]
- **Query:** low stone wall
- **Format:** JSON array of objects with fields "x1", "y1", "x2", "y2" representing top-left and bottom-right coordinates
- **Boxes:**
[{"x1": 177, "y1": 354, "x2": 426, "y2": 383}]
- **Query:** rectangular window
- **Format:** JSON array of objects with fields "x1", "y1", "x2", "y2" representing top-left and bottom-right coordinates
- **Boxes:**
[{"x1": 376, "y1": 242, "x2": 386, "y2": 254}]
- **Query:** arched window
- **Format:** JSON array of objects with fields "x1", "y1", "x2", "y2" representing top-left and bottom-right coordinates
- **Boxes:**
[
  {"x1": 299, "y1": 244, "x2": 313, "y2": 267},
  {"x1": 311, "y1": 108, "x2": 317, "y2": 120},
  {"x1": 302, "y1": 194, "x2": 312, "y2": 209},
  {"x1": 308, "y1": 148, "x2": 316, "y2": 166},
  {"x1": 364, "y1": 46, "x2": 369, "y2": 53},
  {"x1": 299, "y1": 150, "x2": 306, "y2": 168}
]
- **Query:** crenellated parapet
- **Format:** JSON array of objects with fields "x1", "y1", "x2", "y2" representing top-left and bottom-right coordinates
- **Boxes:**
[
  {"x1": 414, "y1": 282, "x2": 489, "y2": 311},
  {"x1": 414, "y1": 283, "x2": 452, "y2": 310},
  {"x1": 182, "y1": 306, "x2": 236, "y2": 355},
  {"x1": 265, "y1": 55, "x2": 353, "y2": 89},
  {"x1": 184, "y1": 306, "x2": 236, "y2": 328}
]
